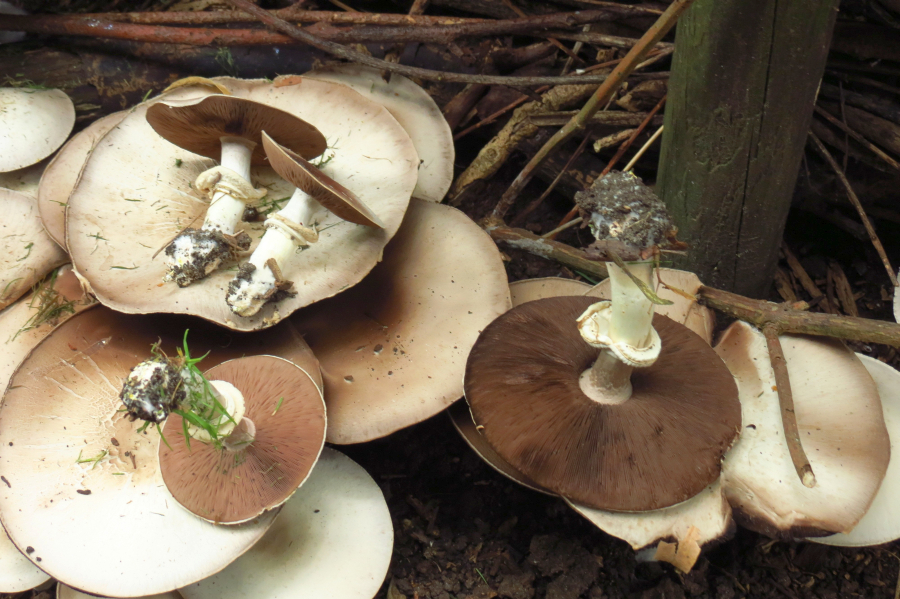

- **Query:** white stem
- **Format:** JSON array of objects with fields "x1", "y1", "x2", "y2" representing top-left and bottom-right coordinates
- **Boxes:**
[
  {"x1": 185, "y1": 379, "x2": 246, "y2": 443},
  {"x1": 202, "y1": 136, "x2": 255, "y2": 234},
  {"x1": 248, "y1": 187, "x2": 320, "y2": 270},
  {"x1": 608, "y1": 261, "x2": 655, "y2": 349}
]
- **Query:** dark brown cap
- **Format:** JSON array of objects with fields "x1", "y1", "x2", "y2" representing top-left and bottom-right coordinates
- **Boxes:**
[
  {"x1": 146, "y1": 95, "x2": 326, "y2": 165},
  {"x1": 464, "y1": 295, "x2": 741, "y2": 512},
  {"x1": 158, "y1": 355, "x2": 326, "y2": 524},
  {"x1": 261, "y1": 132, "x2": 383, "y2": 228}
]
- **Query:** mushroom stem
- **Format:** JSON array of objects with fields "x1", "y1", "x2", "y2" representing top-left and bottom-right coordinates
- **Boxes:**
[
  {"x1": 185, "y1": 379, "x2": 246, "y2": 443},
  {"x1": 225, "y1": 186, "x2": 321, "y2": 317},
  {"x1": 608, "y1": 261, "x2": 655, "y2": 348},
  {"x1": 579, "y1": 348, "x2": 633, "y2": 404},
  {"x1": 203, "y1": 137, "x2": 255, "y2": 233}
]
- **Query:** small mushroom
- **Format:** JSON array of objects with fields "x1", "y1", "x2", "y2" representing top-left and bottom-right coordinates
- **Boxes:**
[
  {"x1": 145, "y1": 94, "x2": 326, "y2": 287},
  {"x1": 0, "y1": 306, "x2": 322, "y2": 596},
  {"x1": 158, "y1": 355, "x2": 326, "y2": 524},
  {"x1": 813, "y1": 354, "x2": 900, "y2": 547},
  {"x1": 714, "y1": 321, "x2": 890, "y2": 539},
  {"x1": 0, "y1": 88, "x2": 75, "y2": 173},
  {"x1": 225, "y1": 132, "x2": 383, "y2": 317},
  {"x1": 180, "y1": 448, "x2": 393, "y2": 599},
  {"x1": 66, "y1": 79, "x2": 419, "y2": 330},
  {"x1": 0, "y1": 188, "x2": 67, "y2": 309},
  {"x1": 290, "y1": 199, "x2": 510, "y2": 444},
  {"x1": 302, "y1": 64, "x2": 454, "y2": 202}
]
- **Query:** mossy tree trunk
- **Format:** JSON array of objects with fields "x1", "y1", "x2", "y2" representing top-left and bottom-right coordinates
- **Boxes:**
[{"x1": 657, "y1": 0, "x2": 840, "y2": 297}]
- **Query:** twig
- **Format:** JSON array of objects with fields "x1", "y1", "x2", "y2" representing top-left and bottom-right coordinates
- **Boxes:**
[
  {"x1": 623, "y1": 124, "x2": 664, "y2": 172},
  {"x1": 500, "y1": 0, "x2": 582, "y2": 64},
  {"x1": 808, "y1": 131, "x2": 898, "y2": 287},
  {"x1": 780, "y1": 243, "x2": 836, "y2": 313},
  {"x1": 488, "y1": 225, "x2": 609, "y2": 279},
  {"x1": 813, "y1": 105, "x2": 900, "y2": 172},
  {"x1": 541, "y1": 216, "x2": 583, "y2": 238},
  {"x1": 453, "y1": 94, "x2": 535, "y2": 140},
  {"x1": 0, "y1": 12, "x2": 669, "y2": 51},
  {"x1": 762, "y1": 325, "x2": 816, "y2": 488},
  {"x1": 489, "y1": 0, "x2": 694, "y2": 222},
  {"x1": 215, "y1": 0, "x2": 668, "y2": 86},
  {"x1": 550, "y1": 93, "x2": 667, "y2": 233}
]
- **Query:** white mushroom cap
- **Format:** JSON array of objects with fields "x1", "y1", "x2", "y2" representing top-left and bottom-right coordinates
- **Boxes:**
[
  {"x1": 0, "y1": 88, "x2": 75, "y2": 172},
  {"x1": 0, "y1": 527, "x2": 49, "y2": 593},
  {"x1": 0, "y1": 188, "x2": 67, "y2": 309},
  {"x1": 37, "y1": 111, "x2": 128, "y2": 249},
  {"x1": 813, "y1": 354, "x2": 900, "y2": 547},
  {"x1": 180, "y1": 447, "x2": 393, "y2": 599},
  {"x1": 301, "y1": 65, "x2": 454, "y2": 202},
  {"x1": 57, "y1": 582, "x2": 181, "y2": 599},
  {"x1": 715, "y1": 321, "x2": 890, "y2": 539},
  {"x1": 65, "y1": 78, "x2": 418, "y2": 330},
  {"x1": 0, "y1": 159, "x2": 44, "y2": 197},
  {"x1": 0, "y1": 306, "x2": 324, "y2": 596},
  {"x1": 289, "y1": 199, "x2": 510, "y2": 443}
]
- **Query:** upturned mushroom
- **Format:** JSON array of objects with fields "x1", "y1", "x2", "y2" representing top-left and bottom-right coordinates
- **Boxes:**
[
  {"x1": 0, "y1": 87, "x2": 74, "y2": 173},
  {"x1": 0, "y1": 305, "x2": 320, "y2": 596},
  {"x1": 464, "y1": 172, "x2": 741, "y2": 511},
  {"x1": 145, "y1": 94, "x2": 326, "y2": 287},
  {"x1": 65, "y1": 78, "x2": 419, "y2": 330},
  {"x1": 225, "y1": 132, "x2": 383, "y2": 317}
]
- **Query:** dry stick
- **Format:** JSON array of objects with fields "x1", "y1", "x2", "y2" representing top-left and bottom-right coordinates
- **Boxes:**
[
  {"x1": 623, "y1": 124, "x2": 664, "y2": 172},
  {"x1": 0, "y1": 12, "x2": 664, "y2": 52},
  {"x1": 550, "y1": 93, "x2": 667, "y2": 234},
  {"x1": 89, "y1": 8, "x2": 483, "y2": 25},
  {"x1": 500, "y1": 0, "x2": 583, "y2": 64},
  {"x1": 488, "y1": 225, "x2": 610, "y2": 279},
  {"x1": 489, "y1": 0, "x2": 694, "y2": 222},
  {"x1": 763, "y1": 325, "x2": 816, "y2": 489},
  {"x1": 513, "y1": 128, "x2": 595, "y2": 224},
  {"x1": 808, "y1": 132, "x2": 899, "y2": 287},
  {"x1": 218, "y1": 0, "x2": 665, "y2": 86},
  {"x1": 780, "y1": 243, "x2": 835, "y2": 313},
  {"x1": 813, "y1": 105, "x2": 900, "y2": 171},
  {"x1": 541, "y1": 216, "x2": 583, "y2": 238}
]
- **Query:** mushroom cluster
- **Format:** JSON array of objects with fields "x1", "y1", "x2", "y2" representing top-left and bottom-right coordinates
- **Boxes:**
[{"x1": 0, "y1": 68, "x2": 508, "y2": 598}]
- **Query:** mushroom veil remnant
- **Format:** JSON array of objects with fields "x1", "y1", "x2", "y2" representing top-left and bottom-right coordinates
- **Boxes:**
[
  {"x1": 145, "y1": 94, "x2": 326, "y2": 287},
  {"x1": 465, "y1": 172, "x2": 740, "y2": 511}
]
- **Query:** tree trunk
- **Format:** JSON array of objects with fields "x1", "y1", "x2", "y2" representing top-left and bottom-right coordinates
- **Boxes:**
[{"x1": 657, "y1": 0, "x2": 839, "y2": 297}]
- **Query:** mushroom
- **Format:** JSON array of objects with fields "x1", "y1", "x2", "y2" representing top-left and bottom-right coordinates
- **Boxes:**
[
  {"x1": 224, "y1": 132, "x2": 383, "y2": 317},
  {"x1": 289, "y1": 199, "x2": 510, "y2": 444},
  {"x1": 0, "y1": 306, "x2": 321, "y2": 596},
  {"x1": 302, "y1": 65, "x2": 454, "y2": 202},
  {"x1": 37, "y1": 111, "x2": 128, "y2": 250},
  {"x1": 179, "y1": 447, "x2": 393, "y2": 599},
  {"x1": 145, "y1": 94, "x2": 326, "y2": 287},
  {"x1": 465, "y1": 172, "x2": 740, "y2": 511},
  {"x1": 65, "y1": 78, "x2": 419, "y2": 330},
  {"x1": 0, "y1": 88, "x2": 75, "y2": 173},
  {"x1": 714, "y1": 321, "x2": 890, "y2": 539},
  {"x1": 57, "y1": 583, "x2": 181, "y2": 599},
  {"x1": 157, "y1": 355, "x2": 326, "y2": 524},
  {"x1": 0, "y1": 159, "x2": 44, "y2": 197},
  {"x1": 0, "y1": 188, "x2": 67, "y2": 309},
  {"x1": 812, "y1": 354, "x2": 900, "y2": 547},
  {"x1": 0, "y1": 530, "x2": 49, "y2": 594}
]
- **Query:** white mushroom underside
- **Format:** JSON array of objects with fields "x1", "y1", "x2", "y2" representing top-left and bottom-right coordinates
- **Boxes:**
[{"x1": 0, "y1": 88, "x2": 75, "y2": 172}]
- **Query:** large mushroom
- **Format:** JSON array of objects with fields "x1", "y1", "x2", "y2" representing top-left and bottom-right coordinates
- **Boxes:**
[
  {"x1": 0, "y1": 87, "x2": 74, "y2": 173},
  {"x1": 289, "y1": 199, "x2": 510, "y2": 443},
  {"x1": 302, "y1": 65, "x2": 454, "y2": 202},
  {"x1": 0, "y1": 306, "x2": 320, "y2": 596},
  {"x1": 0, "y1": 188, "x2": 67, "y2": 309},
  {"x1": 65, "y1": 78, "x2": 419, "y2": 330},
  {"x1": 180, "y1": 448, "x2": 393, "y2": 599}
]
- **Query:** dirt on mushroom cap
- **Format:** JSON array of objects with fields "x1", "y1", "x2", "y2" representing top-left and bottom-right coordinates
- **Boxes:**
[{"x1": 65, "y1": 78, "x2": 418, "y2": 330}]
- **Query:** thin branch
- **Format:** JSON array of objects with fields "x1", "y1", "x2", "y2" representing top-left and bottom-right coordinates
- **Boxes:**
[
  {"x1": 215, "y1": 0, "x2": 667, "y2": 86},
  {"x1": 762, "y1": 325, "x2": 816, "y2": 489},
  {"x1": 623, "y1": 124, "x2": 664, "y2": 172},
  {"x1": 488, "y1": 225, "x2": 609, "y2": 279},
  {"x1": 87, "y1": 7, "x2": 480, "y2": 25},
  {"x1": 489, "y1": 0, "x2": 694, "y2": 222},
  {"x1": 813, "y1": 105, "x2": 900, "y2": 172},
  {"x1": 808, "y1": 131, "x2": 898, "y2": 287}
]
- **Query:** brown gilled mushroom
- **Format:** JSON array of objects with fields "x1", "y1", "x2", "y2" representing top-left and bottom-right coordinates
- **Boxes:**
[
  {"x1": 145, "y1": 94, "x2": 326, "y2": 287},
  {"x1": 224, "y1": 132, "x2": 383, "y2": 317},
  {"x1": 302, "y1": 65, "x2": 454, "y2": 202},
  {"x1": 289, "y1": 199, "x2": 510, "y2": 444},
  {"x1": 0, "y1": 88, "x2": 75, "y2": 173},
  {"x1": 0, "y1": 306, "x2": 321, "y2": 596},
  {"x1": 0, "y1": 188, "x2": 67, "y2": 309},
  {"x1": 159, "y1": 355, "x2": 326, "y2": 524},
  {"x1": 66, "y1": 78, "x2": 419, "y2": 330}
]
